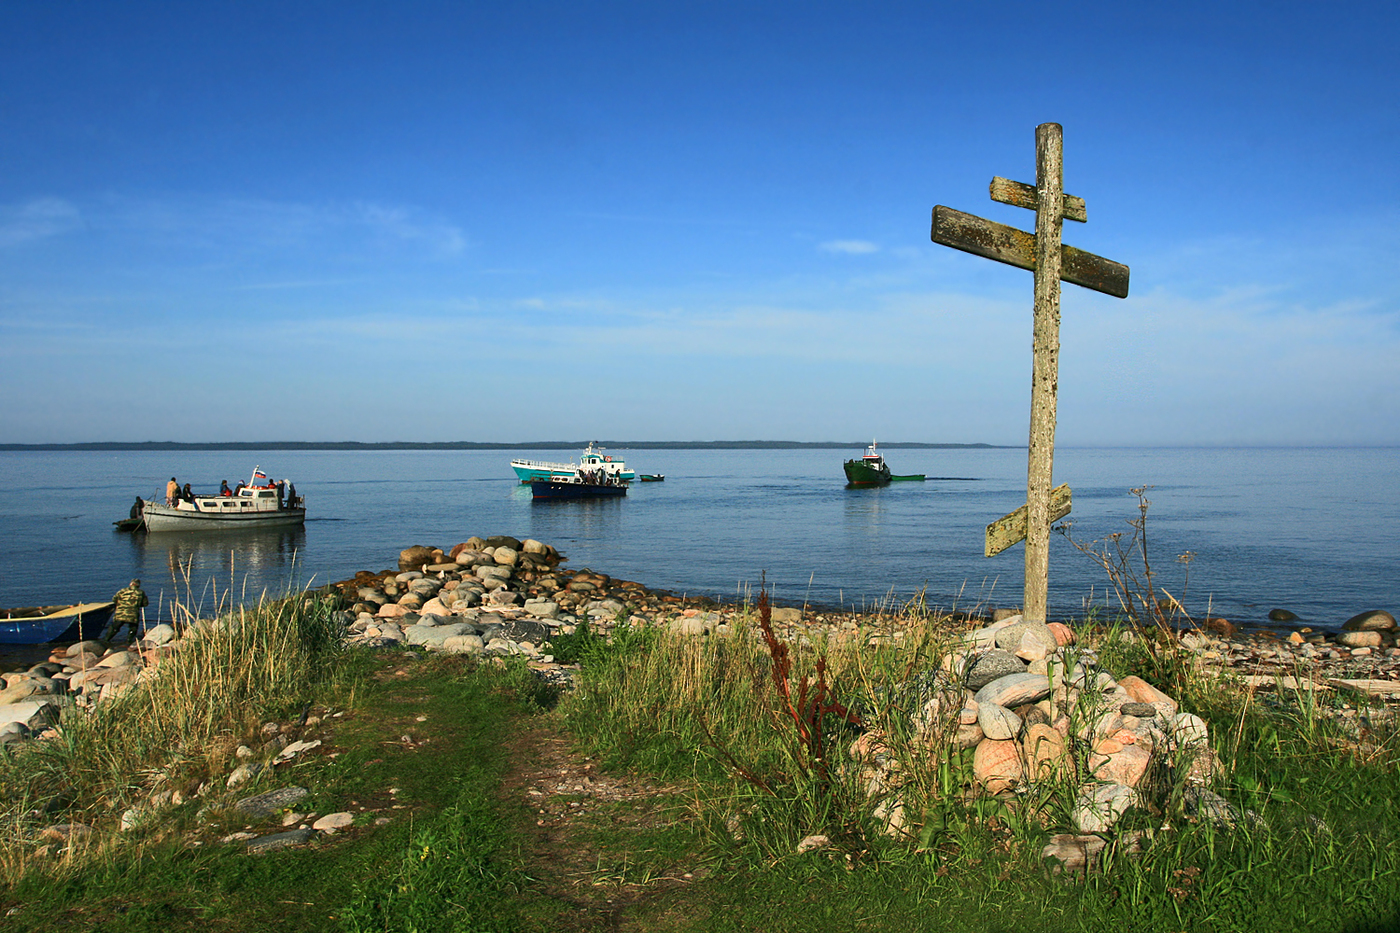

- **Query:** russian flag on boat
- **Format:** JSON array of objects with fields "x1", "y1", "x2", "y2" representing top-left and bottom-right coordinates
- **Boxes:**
[{"x1": 252, "y1": 469, "x2": 267, "y2": 480}]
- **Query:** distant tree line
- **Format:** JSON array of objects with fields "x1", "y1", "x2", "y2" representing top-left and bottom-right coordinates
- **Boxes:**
[{"x1": 0, "y1": 440, "x2": 1013, "y2": 451}]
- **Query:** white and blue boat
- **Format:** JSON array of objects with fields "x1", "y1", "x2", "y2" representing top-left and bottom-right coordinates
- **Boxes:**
[{"x1": 511, "y1": 443, "x2": 635, "y2": 484}]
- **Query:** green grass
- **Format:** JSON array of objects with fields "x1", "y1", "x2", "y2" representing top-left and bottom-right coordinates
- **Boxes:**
[
  {"x1": 558, "y1": 606, "x2": 1400, "y2": 932},
  {"x1": 0, "y1": 640, "x2": 560, "y2": 931},
  {"x1": 7, "y1": 589, "x2": 1400, "y2": 932}
]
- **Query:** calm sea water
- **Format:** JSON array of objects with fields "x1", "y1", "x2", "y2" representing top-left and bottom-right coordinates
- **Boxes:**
[{"x1": 1, "y1": 447, "x2": 1395, "y2": 633}]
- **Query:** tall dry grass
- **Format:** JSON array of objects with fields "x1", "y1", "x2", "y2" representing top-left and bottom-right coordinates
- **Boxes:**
[
  {"x1": 567, "y1": 595, "x2": 1400, "y2": 872},
  {"x1": 0, "y1": 588, "x2": 346, "y2": 880},
  {"x1": 565, "y1": 601, "x2": 979, "y2": 849}
]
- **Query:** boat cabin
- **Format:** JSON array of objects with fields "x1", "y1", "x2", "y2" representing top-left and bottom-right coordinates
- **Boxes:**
[
  {"x1": 197, "y1": 486, "x2": 281, "y2": 513},
  {"x1": 160, "y1": 484, "x2": 287, "y2": 515}
]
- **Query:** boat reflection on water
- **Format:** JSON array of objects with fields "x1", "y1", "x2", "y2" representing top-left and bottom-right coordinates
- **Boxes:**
[
  {"x1": 843, "y1": 484, "x2": 888, "y2": 538},
  {"x1": 517, "y1": 483, "x2": 626, "y2": 550},
  {"x1": 124, "y1": 526, "x2": 309, "y2": 619}
]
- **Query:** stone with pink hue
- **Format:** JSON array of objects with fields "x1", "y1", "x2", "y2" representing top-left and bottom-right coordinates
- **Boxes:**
[
  {"x1": 419, "y1": 597, "x2": 451, "y2": 617},
  {"x1": 973, "y1": 739, "x2": 1023, "y2": 794},
  {"x1": 954, "y1": 723, "x2": 984, "y2": 750},
  {"x1": 1094, "y1": 744, "x2": 1152, "y2": 788},
  {"x1": 1118, "y1": 675, "x2": 1178, "y2": 719},
  {"x1": 1023, "y1": 723, "x2": 1067, "y2": 781}
]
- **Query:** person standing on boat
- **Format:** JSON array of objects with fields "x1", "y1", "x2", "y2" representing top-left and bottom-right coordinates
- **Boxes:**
[
  {"x1": 102, "y1": 578, "x2": 148, "y2": 643},
  {"x1": 220, "y1": 480, "x2": 231, "y2": 496},
  {"x1": 165, "y1": 477, "x2": 178, "y2": 506}
]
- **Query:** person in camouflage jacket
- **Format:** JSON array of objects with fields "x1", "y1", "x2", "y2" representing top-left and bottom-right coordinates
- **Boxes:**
[{"x1": 103, "y1": 578, "x2": 148, "y2": 643}]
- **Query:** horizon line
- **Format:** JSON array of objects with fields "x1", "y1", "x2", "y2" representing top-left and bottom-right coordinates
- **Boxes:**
[{"x1": 0, "y1": 440, "x2": 1010, "y2": 451}]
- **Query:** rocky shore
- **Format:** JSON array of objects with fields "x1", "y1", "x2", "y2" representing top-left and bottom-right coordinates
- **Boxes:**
[
  {"x1": 4, "y1": 533, "x2": 1397, "y2": 750},
  {"x1": 2, "y1": 534, "x2": 1395, "y2": 863}
]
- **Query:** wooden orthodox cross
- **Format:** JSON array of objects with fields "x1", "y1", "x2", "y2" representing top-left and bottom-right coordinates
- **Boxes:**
[{"x1": 930, "y1": 123, "x2": 1129, "y2": 623}]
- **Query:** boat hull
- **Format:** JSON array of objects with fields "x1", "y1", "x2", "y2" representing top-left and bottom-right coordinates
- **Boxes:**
[
  {"x1": 142, "y1": 505, "x2": 306, "y2": 532},
  {"x1": 0, "y1": 602, "x2": 114, "y2": 644},
  {"x1": 529, "y1": 480, "x2": 628, "y2": 500},
  {"x1": 843, "y1": 459, "x2": 892, "y2": 487}
]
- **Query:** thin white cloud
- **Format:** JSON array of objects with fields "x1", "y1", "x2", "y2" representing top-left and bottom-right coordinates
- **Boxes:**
[
  {"x1": 352, "y1": 202, "x2": 467, "y2": 256},
  {"x1": 0, "y1": 198, "x2": 83, "y2": 247},
  {"x1": 233, "y1": 278, "x2": 360, "y2": 291},
  {"x1": 819, "y1": 239, "x2": 879, "y2": 255},
  {"x1": 11, "y1": 194, "x2": 469, "y2": 260},
  {"x1": 510, "y1": 295, "x2": 618, "y2": 312}
]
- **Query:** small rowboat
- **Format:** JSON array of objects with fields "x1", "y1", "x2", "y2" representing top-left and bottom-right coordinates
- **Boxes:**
[
  {"x1": 638, "y1": 474, "x2": 665, "y2": 482},
  {"x1": 0, "y1": 602, "x2": 115, "y2": 645}
]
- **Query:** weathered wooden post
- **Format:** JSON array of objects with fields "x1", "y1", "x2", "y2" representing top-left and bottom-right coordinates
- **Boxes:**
[{"x1": 931, "y1": 123, "x2": 1129, "y2": 623}]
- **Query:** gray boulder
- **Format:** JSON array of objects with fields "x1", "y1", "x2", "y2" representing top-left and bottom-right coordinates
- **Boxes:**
[
  {"x1": 234, "y1": 786, "x2": 309, "y2": 820},
  {"x1": 975, "y1": 672, "x2": 1051, "y2": 709},
  {"x1": 501, "y1": 619, "x2": 551, "y2": 645},
  {"x1": 1073, "y1": 783, "x2": 1136, "y2": 834},
  {"x1": 441, "y1": 635, "x2": 486, "y2": 655},
  {"x1": 1342, "y1": 610, "x2": 1396, "y2": 632},
  {"x1": 246, "y1": 828, "x2": 317, "y2": 853},
  {"x1": 977, "y1": 702, "x2": 1022, "y2": 740},
  {"x1": 964, "y1": 650, "x2": 1027, "y2": 691}
]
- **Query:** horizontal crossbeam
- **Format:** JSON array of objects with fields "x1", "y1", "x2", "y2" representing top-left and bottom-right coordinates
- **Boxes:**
[
  {"x1": 989, "y1": 176, "x2": 1086, "y2": 222},
  {"x1": 930, "y1": 206, "x2": 1130, "y2": 298}
]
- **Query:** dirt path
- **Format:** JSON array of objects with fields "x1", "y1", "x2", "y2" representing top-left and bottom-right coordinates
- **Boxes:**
[{"x1": 497, "y1": 715, "x2": 714, "y2": 932}]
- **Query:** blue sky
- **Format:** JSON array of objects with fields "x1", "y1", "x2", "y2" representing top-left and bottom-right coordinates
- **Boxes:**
[{"x1": 1, "y1": 1, "x2": 1396, "y2": 445}]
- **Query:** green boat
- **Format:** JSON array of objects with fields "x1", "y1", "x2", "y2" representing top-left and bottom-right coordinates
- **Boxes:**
[{"x1": 843, "y1": 441, "x2": 925, "y2": 487}]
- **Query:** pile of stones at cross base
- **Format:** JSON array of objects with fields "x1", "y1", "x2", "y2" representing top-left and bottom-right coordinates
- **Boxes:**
[{"x1": 2, "y1": 533, "x2": 1396, "y2": 868}]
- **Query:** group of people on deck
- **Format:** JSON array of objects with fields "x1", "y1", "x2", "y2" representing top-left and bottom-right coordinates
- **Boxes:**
[
  {"x1": 157, "y1": 476, "x2": 299, "y2": 508},
  {"x1": 163, "y1": 477, "x2": 204, "y2": 505}
]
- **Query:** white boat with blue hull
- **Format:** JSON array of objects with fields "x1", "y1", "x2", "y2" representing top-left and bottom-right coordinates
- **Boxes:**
[
  {"x1": 140, "y1": 468, "x2": 305, "y2": 532},
  {"x1": 511, "y1": 443, "x2": 635, "y2": 484}
]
